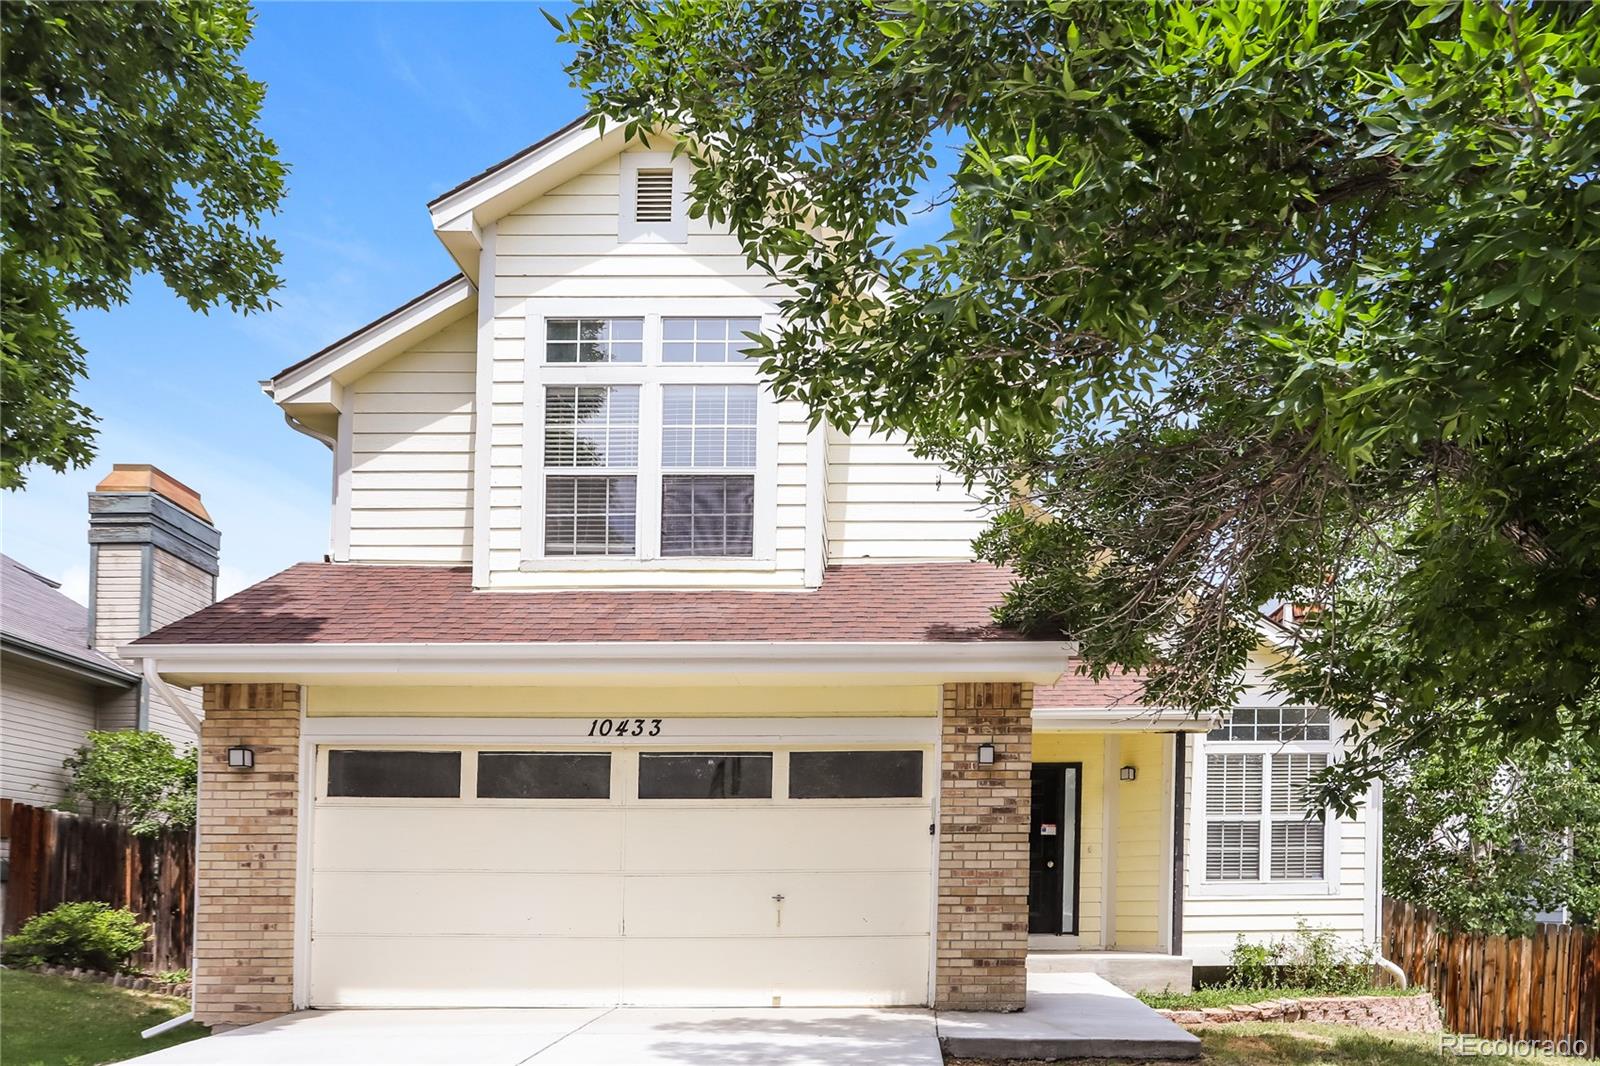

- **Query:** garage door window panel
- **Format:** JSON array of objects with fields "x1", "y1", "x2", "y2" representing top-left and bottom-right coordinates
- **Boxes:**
[
  {"x1": 638, "y1": 752, "x2": 772, "y2": 799},
  {"x1": 789, "y1": 750, "x2": 923, "y2": 799},
  {"x1": 477, "y1": 752, "x2": 612, "y2": 799},
  {"x1": 327, "y1": 750, "x2": 461, "y2": 798}
]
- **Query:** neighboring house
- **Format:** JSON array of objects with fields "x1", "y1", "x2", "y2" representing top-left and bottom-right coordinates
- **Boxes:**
[
  {"x1": 127, "y1": 118, "x2": 1380, "y2": 1028},
  {"x1": 1, "y1": 465, "x2": 219, "y2": 811}
]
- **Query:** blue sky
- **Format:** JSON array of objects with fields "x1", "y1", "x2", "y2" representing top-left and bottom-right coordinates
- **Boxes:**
[
  {"x1": 3, "y1": 3, "x2": 586, "y2": 603},
  {"x1": 3, "y1": 2, "x2": 959, "y2": 607}
]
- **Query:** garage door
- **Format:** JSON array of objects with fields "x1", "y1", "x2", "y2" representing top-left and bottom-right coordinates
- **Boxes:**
[{"x1": 308, "y1": 740, "x2": 934, "y2": 1007}]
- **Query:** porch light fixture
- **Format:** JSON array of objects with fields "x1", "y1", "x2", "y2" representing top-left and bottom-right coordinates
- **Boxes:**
[
  {"x1": 227, "y1": 745, "x2": 255, "y2": 770},
  {"x1": 1120, "y1": 765, "x2": 1137, "y2": 781},
  {"x1": 977, "y1": 743, "x2": 996, "y2": 765}
]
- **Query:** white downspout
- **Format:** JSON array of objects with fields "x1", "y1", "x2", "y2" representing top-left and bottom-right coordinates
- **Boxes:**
[{"x1": 137, "y1": 657, "x2": 204, "y2": 1029}]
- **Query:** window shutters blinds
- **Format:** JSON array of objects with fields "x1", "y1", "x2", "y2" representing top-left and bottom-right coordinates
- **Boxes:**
[
  {"x1": 1270, "y1": 753, "x2": 1328, "y2": 815},
  {"x1": 634, "y1": 168, "x2": 675, "y2": 223},
  {"x1": 1269, "y1": 752, "x2": 1328, "y2": 880},
  {"x1": 1206, "y1": 754, "x2": 1262, "y2": 815}
]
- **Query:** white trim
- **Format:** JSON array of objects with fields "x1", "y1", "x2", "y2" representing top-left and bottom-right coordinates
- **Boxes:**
[
  {"x1": 618, "y1": 151, "x2": 690, "y2": 244},
  {"x1": 803, "y1": 423, "x2": 827, "y2": 588},
  {"x1": 1364, "y1": 774, "x2": 1383, "y2": 944},
  {"x1": 331, "y1": 393, "x2": 353, "y2": 562},
  {"x1": 1158, "y1": 736, "x2": 1174, "y2": 953},
  {"x1": 1101, "y1": 734, "x2": 1119, "y2": 949},
  {"x1": 292, "y1": 716, "x2": 315, "y2": 1008},
  {"x1": 1187, "y1": 723, "x2": 1342, "y2": 898},
  {"x1": 471, "y1": 223, "x2": 497, "y2": 588},
  {"x1": 135, "y1": 639, "x2": 1076, "y2": 686},
  {"x1": 270, "y1": 277, "x2": 475, "y2": 401},
  {"x1": 426, "y1": 118, "x2": 607, "y2": 229}
]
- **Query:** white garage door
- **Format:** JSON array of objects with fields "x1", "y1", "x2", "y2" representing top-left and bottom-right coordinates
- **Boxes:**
[{"x1": 308, "y1": 736, "x2": 934, "y2": 1007}]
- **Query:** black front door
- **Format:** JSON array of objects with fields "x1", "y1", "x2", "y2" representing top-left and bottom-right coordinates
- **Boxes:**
[{"x1": 1028, "y1": 763, "x2": 1079, "y2": 935}]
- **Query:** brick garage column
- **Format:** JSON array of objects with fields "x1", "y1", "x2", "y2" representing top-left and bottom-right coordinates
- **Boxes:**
[
  {"x1": 194, "y1": 684, "x2": 301, "y2": 1027},
  {"x1": 936, "y1": 681, "x2": 1033, "y2": 1011}
]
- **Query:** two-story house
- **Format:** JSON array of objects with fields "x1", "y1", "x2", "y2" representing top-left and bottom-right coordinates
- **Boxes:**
[{"x1": 129, "y1": 118, "x2": 1382, "y2": 1028}]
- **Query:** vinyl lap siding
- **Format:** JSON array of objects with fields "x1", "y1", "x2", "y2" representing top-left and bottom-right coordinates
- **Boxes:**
[
  {"x1": 1181, "y1": 728, "x2": 1373, "y2": 967},
  {"x1": 826, "y1": 427, "x2": 989, "y2": 562},
  {"x1": 485, "y1": 154, "x2": 809, "y2": 588},
  {"x1": 348, "y1": 316, "x2": 477, "y2": 564},
  {"x1": 90, "y1": 545, "x2": 143, "y2": 655},
  {"x1": 145, "y1": 552, "x2": 210, "y2": 744},
  {"x1": 0, "y1": 655, "x2": 97, "y2": 805}
]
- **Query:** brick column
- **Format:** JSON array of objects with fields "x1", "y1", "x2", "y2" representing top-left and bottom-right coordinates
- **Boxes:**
[
  {"x1": 936, "y1": 681, "x2": 1033, "y2": 1011},
  {"x1": 194, "y1": 683, "x2": 300, "y2": 1027}
]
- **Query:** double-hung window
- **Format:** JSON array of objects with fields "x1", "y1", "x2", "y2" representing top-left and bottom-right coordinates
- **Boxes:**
[
  {"x1": 530, "y1": 310, "x2": 770, "y2": 565},
  {"x1": 1199, "y1": 708, "x2": 1334, "y2": 887}
]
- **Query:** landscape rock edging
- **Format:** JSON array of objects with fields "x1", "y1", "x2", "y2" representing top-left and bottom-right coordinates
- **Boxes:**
[
  {"x1": 1159, "y1": 992, "x2": 1441, "y2": 1033},
  {"x1": 12, "y1": 962, "x2": 191, "y2": 1000}
]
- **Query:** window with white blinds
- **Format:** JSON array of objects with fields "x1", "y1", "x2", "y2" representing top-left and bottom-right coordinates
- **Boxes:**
[{"x1": 1201, "y1": 729, "x2": 1332, "y2": 884}]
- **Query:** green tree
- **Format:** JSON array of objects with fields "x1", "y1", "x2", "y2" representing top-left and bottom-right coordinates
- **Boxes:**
[
  {"x1": 62, "y1": 730, "x2": 197, "y2": 835},
  {"x1": 1, "y1": 0, "x2": 285, "y2": 488},
  {"x1": 561, "y1": 0, "x2": 1600, "y2": 805},
  {"x1": 1384, "y1": 740, "x2": 1600, "y2": 933}
]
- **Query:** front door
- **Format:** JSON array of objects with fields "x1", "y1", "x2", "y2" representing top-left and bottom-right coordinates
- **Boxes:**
[{"x1": 1028, "y1": 763, "x2": 1080, "y2": 935}]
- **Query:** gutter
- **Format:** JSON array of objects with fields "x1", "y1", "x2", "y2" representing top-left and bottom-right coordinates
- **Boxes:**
[
  {"x1": 127, "y1": 639, "x2": 1078, "y2": 685},
  {"x1": 1, "y1": 634, "x2": 140, "y2": 687},
  {"x1": 139, "y1": 657, "x2": 204, "y2": 734}
]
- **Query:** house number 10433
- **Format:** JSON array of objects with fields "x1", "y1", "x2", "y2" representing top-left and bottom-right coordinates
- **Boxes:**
[{"x1": 587, "y1": 718, "x2": 663, "y2": 738}]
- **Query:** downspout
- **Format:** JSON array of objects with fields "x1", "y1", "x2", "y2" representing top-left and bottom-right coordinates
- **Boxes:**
[{"x1": 137, "y1": 655, "x2": 202, "y2": 1032}]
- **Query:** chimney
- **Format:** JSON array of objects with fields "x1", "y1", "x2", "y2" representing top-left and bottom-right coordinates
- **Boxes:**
[{"x1": 88, "y1": 464, "x2": 220, "y2": 739}]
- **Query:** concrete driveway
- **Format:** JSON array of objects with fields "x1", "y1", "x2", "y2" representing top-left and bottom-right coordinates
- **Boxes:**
[{"x1": 120, "y1": 1006, "x2": 942, "y2": 1066}]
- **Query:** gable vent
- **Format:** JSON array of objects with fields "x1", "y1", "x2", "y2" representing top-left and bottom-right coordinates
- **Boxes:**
[{"x1": 634, "y1": 168, "x2": 675, "y2": 223}]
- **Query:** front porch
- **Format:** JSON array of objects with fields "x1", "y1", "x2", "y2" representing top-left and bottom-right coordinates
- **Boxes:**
[{"x1": 1025, "y1": 720, "x2": 1207, "y2": 995}]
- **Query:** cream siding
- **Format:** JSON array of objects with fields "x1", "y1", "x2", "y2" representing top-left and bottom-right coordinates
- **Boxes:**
[
  {"x1": 0, "y1": 655, "x2": 98, "y2": 805},
  {"x1": 90, "y1": 545, "x2": 143, "y2": 656},
  {"x1": 347, "y1": 315, "x2": 478, "y2": 564},
  {"x1": 484, "y1": 153, "x2": 810, "y2": 589},
  {"x1": 825, "y1": 426, "x2": 989, "y2": 562}
]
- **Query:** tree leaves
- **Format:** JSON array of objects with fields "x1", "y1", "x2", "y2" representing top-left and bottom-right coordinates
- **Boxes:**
[
  {"x1": 561, "y1": 0, "x2": 1600, "y2": 802},
  {"x1": 1, "y1": 0, "x2": 286, "y2": 488}
]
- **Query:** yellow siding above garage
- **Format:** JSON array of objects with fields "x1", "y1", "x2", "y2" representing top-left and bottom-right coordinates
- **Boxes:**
[{"x1": 305, "y1": 684, "x2": 942, "y2": 718}]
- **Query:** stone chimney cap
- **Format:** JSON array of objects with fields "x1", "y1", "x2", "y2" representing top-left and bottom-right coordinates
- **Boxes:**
[{"x1": 94, "y1": 464, "x2": 212, "y2": 523}]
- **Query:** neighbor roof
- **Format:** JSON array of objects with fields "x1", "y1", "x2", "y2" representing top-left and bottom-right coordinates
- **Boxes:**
[
  {"x1": 1, "y1": 554, "x2": 138, "y2": 682},
  {"x1": 132, "y1": 562, "x2": 1032, "y2": 646}
]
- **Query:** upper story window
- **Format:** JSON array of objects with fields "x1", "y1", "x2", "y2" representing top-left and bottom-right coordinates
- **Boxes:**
[
  {"x1": 1200, "y1": 707, "x2": 1333, "y2": 885},
  {"x1": 526, "y1": 308, "x2": 775, "y2": 568},
  {"x1": 663, "y1": 317, "x2": 761, "y2": 363},
  {"x1": 546, "y1": 318, "x2": 643, "y2": 363}
]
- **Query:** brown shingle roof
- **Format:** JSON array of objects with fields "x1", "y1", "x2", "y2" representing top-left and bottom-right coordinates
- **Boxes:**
[
  {"x1": 1033, "y1": 669, "x2": 1150, "y2": 709},
  {"x1": 131, "y1": 562, "x2": 1035, "y2": 646},
  {"x1": 1, "y1": 554, "x2": 138, "y2": 681}
]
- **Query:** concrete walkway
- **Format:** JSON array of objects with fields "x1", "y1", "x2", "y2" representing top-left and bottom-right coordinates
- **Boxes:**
[
  {"x1": 937, "y1": 972, "x2": 1202, "y2": 1060},
  {"x1": 120, "y1": 1006, "x2": 943, "y2": 1065},
  {"x1": 124, "y1": 973, "x2": 1196, "y2": 1064}
]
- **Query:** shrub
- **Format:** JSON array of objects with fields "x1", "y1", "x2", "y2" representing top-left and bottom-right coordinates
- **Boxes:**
[
  {"x1": 1226, "y1": 920, "x2": 1375, "y2": 994},
  {"x1": 61, "y1": 730, "x2": 197, "y2": 834},
  {"x1": 0, "y1": 901, "x2": 149, "y2": 973}
]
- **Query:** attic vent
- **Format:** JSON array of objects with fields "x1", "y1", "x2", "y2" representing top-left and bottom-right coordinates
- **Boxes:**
[{"x1": 634, "y1": 168, "x2": 675, "y2": 223}]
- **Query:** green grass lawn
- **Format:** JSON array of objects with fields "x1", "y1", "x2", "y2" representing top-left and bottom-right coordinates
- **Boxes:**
[
  {"x1": 949, "y1": 1021, "x2": 1592, "y2": 1065},
  {"x1": 0, "y1": 970, "x2": 208, "y2": 1066},
  {"x1": 1136, "y1": 984, "x2": 1417, "y2": 1010}
]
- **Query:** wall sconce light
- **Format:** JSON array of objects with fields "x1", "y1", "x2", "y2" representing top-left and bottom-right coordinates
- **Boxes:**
[
  {"x1": 977, "y1": 742, "x2": 996, "y2": 765},
  {"x1": 227, "y1": 745, "x2": 255, "y2": 770},
  {"x1": 1120, "y1": 765, "x2": 1137, "y2": 781}
]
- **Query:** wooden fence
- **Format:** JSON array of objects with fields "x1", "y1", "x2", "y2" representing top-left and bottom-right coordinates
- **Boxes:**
[
  {"x1": 1384, "y1": 896, "x2": 1599, "y2": 1057},
  {"x1": 2, "y1": 802, "x2": 194, "y2": 972}
]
